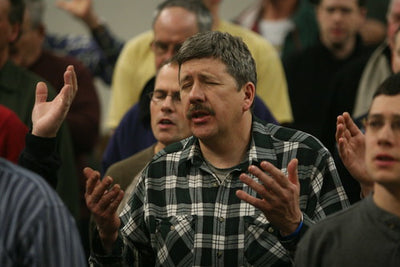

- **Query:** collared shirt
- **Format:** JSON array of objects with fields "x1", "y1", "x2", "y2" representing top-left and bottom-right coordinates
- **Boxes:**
[{"x1": 91, "y1": 118, "x2": 349, "y2": 266}]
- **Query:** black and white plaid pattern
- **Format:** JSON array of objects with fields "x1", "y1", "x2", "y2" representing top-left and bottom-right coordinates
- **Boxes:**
[{"x1": 96, "y1": 118, "x2": 349, "y2": 266}]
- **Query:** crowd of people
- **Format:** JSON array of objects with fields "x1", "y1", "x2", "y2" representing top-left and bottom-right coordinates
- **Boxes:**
[{"x1": 0, "y1": 0, "x2": 399, "y2": 266}]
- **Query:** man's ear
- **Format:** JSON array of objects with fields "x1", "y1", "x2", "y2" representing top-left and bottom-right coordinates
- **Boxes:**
[
  {"x1": 242, "y1": 82, "x2": 256, "y2": 112},
  {"x1": 9, "y1": 23, "x2": 21, "y2": 43},
  {"x1": 37, "y1": 24, "x2": 46, "y2": 41}
]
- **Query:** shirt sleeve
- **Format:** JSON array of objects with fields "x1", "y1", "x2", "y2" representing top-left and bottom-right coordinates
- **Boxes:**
[{"x1": 18, "y1": 133, "x2": 60, "y2": 188}]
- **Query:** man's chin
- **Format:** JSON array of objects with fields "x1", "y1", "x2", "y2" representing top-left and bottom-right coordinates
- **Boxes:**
[{"x1": 330, "y1": 40, "x2": 346, "y2": 50}]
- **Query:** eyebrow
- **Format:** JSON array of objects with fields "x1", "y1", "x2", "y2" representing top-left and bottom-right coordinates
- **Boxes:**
[
  {"x1": 367, "y1": 114, "x2": 400, "y2": 120},
  {"x1": 179, "y1": 75, "x2": 192, "y2": 84}
]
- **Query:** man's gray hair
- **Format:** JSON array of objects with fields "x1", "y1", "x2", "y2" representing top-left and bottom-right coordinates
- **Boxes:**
[
  {"x1": 152, "y1": 0, "x2": 213, "y2": 32},
  {"x1": 175, "y1": 31, "x2": 257, "y2": 91}
]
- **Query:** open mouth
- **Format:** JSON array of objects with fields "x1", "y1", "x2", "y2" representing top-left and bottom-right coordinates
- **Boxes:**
[
  {"x1": 159, "y1": 119, "x2": 174, "y2": 125},
  {"x1": 375, "y1": 155, "x2": 395, "y2": 161},
  {"x1": 190, "y1": 110, "x2": 210, "y2": 119}
]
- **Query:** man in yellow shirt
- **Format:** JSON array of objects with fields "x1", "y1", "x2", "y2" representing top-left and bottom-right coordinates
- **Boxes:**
[{"x1": 107, "y1": 0, "x2": 292, "y2": 130}]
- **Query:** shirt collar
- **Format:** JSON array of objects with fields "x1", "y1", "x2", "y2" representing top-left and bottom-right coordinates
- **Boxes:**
[{"x1": 184, "y1": 117, "x2": 278, "y2": 170}]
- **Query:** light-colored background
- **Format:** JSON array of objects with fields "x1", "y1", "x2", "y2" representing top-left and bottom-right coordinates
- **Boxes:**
[{"x1": 43, "y1": 0, "x2": 254, "y2": 132}]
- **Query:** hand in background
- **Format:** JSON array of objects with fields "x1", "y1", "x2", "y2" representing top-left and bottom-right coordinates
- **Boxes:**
[
  {"x1": 336, "y1": 112, "x2": 374, "y2": 196},
  {"x1": 56, "y1": 0, "x2": 100, "y2": 29},
  {"x1": 31, "y1": 65, "x2": 78, "y2": 138}
]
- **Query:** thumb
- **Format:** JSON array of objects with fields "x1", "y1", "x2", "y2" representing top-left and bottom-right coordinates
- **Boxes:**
[{"x1": 35, "y1": 82, "x2": 48, "y2": 105}]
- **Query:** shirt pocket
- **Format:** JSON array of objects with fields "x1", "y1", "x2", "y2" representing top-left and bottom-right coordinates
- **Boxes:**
[
  {"x1": 243, "y1": 214, "x2": 289, "y2": 265},
  {"x1": 151, "y1": 215, "x2": 196, "y2": 265}
]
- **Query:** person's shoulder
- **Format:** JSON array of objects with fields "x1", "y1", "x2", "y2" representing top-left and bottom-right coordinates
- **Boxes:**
[
  {"x1": 117, "y1": 30, "x2": 154, "y2": 67},
  {"x1": 0, "y1": 105, "x2": 18, "y2": 119},
  {"x1": 219, "y1": 20, "x2": 274, "y2": 48},
  {"x1": 124, "y1": 30, "x2": 154, "y2": 52},
  {"x1": 0, "y1": 158, "x2": 61, "y2": 205},
  {"x1": 1, "y1": 60, "x2": 56, "y2": 96},
  {"x1": 151, "y1": 136, "x2": 194, "y2": 162},
  {"x1": 0, "y1": 104, "x2": 26, "y2": 130},
  {"x1": 306, "y1": 200, "x2": 363, "y2": 235},
  {"x1": 2, "y1": 60, "x2": 43, "y2": 85},
  {"x1": 254, "y1": 119, "x2": 328, "y2": 152},
  {"x1": 108, "y1": 146, "x2": 154, "y2": 174}
]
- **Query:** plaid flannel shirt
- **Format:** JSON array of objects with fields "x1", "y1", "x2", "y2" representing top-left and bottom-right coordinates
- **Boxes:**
[{"x1": 91, "y1": 117, "x2": 349, "y2": 266}]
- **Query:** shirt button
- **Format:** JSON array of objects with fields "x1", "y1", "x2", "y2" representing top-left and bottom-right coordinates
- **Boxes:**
[
  {"x1": 170, "y1": 226, "x2": 175, "y2": 231},
  {"x1": 217, "y1": 251, "x2": 223, "y2": 258},
  {"x1": 267, "y1": 226, "x2": 274, "y2": 233},
  {"x1": 219, "y1": 217, "x2": 225, "y2": 223}
]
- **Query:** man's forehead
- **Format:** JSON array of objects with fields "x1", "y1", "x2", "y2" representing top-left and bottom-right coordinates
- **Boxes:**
[
  {"x1": 153, "y1": 7, "x2": 197, "y2": 32},
  {"x1": 155, "y1": 65, "x2": 179, "y2": 86},
  {"x1": 179, "y1": 58, "x2": 226, "y2": 75},
  {"x1": 369, "y1": 94, "x2": 400, "y2": 114}
]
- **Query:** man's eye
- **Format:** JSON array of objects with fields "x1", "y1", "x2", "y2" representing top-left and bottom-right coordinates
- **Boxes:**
[
  {"x1": 392, "y1": 120, "x2": 400, "y2": 131},
  {"x1": 368, "y1": 120, "x2": 383, "y2": 129},
  {"x1": 154, "y1": 92, "x2": 166, "y2": 100},
  {"x1": 181, "y1": 83, "x2": 192, "y2": 90},
  {"x1": 206, "y1": 81, "x2": 218, "y2": 85},
  {"x1": 172, "y1": 93, "x2": 181, "y2": 102},
  {"x1": 155, "y1": 42, "x2": 168, "y2": 51}
]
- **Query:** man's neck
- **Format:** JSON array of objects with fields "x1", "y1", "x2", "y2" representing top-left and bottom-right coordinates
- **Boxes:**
[
  {"x1": 373, "y1": 184, "x2": 400, "y2": 218},
  {"x1": 199, "y1": 116, "x2": 252, "y2": 169},
  {"x1": 262, "y1": 0, "x2": 298, "y2": 21},
  {"x1": 154, "y1": 142, "x2": 166, "y2": 155}
]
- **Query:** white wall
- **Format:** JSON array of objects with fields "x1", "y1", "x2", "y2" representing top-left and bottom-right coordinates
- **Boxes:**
[
  {"x1": 43, "y1": 0, "x2": 255, "y2": 132},
  {"x1": 44, "y1": 0, "x2": 253, "y2": 39}
]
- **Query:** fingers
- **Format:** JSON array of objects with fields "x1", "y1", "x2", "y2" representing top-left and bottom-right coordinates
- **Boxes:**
[
  {"x1": 236, "y1": 189, "x2": 270, "y2": 211},
  {"x1": 67, "y1": 65, "x2": 78, "y2": 93},
  {"x1": 258, "y1": 161, "x2": 290, "y2": 189},
  {"x1": 239, "y1": 172, "x2": 272, "y2": 197},
  {"x1": 336, "y1": 115, "x2": 345, "y2": 142},
  {"x1": 35, "y1": 82, "x2": 48, "y2": 105},
  {"x1": 240, "y1": 163, "x2": 282, "y2": 200},
  {"x1": 64, "y1": 65, "x2": 78, "y2": 95},
  {"x1": 343, "y1": 112, "x2": 361, "y2": 136},
  {"x1": 98, "y1": 184, "x2": 124, "y2": 212},
  {"x1": 84, "y1": 167, "x2": 123, "y2": 215},
  {"x1": 57, "y1": 65, "x2": 77, "y2": 107},
  {"x1": 84, "y1": 167, "x2": 101, "y2": 196},
  {"x1": 287, "y1": 159, "x2": 299, "y2": 187}
]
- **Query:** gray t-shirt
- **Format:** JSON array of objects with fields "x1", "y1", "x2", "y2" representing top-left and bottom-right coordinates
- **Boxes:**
[{"x1": 295, "y1": 196, "x2": 400, "y2": 266}]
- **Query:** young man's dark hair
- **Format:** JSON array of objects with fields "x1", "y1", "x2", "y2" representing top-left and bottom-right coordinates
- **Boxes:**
[{"x1": 373, "y1": 71, "x2": 400, "y2": 98}]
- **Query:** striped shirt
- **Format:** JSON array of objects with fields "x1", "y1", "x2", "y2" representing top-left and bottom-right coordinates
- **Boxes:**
[
  {"x1": 91, "y1": 118, "x2": 349, "y2": 266},
  {"x1": 0, "y1": 158, "x2": 86, "y2": 267}
]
